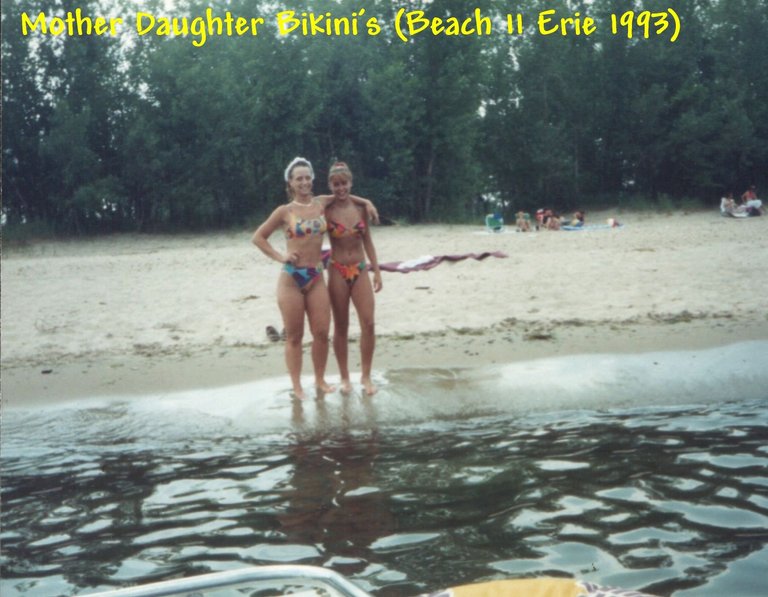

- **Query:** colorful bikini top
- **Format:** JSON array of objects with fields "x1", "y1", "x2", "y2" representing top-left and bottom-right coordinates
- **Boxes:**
[
  {"x1": 285, "y1": 203, "x2": 327, "y2": 239},
  {"x1": 328, "y1": 218, "x2": 366, "y2": 239}
]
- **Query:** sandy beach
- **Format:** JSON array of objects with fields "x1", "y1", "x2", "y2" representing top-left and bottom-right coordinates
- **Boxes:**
[{"x1": 2, "y1": 210, "x2": 767, "y2": 406}]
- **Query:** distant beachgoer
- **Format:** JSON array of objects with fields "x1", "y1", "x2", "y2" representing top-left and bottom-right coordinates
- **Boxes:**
[
  {"x1": 720, "y1": 192, "x2": 747, "y2": 217},
  {"x1": 544, "y1": 209, "x2": 561, "y2": 230},
  {"x1": 251, "y1": 157, "x2": 377, "y2": 400},
  {"x1": 570, "y1": 210, "x2": 585, "y2": 227},
  {"x1": 516, "y1": 211, "x2": 531, "y2": 232},
  {"x1": 740, "y1": 185, "x2": 763, "y2": 215},
  {"x1": 325, "y1": 162, "x2": 382, "y2": 396},
  {"x1": 721, "y1": 193, "x2": 734, "y2": 212},
  {"x1": 741, "y1": 185, "x2": 757, "y2": 203}
]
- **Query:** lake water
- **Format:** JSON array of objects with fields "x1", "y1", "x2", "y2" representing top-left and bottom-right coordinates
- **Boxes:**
[{"x1": 2, "y1": 342, "x2": 767, "y2": 597}]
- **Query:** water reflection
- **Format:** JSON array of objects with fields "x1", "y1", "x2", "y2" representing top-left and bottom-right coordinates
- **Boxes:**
[
  {"x1": 281, "y1": 396, "x2": 395, "y2": 574},
  {"x1": 1, "y1": 393, "x2": 767, "y2": 597}
]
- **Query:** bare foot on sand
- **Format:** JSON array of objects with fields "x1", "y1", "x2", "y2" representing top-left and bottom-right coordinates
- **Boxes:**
[
  {"x1": 316, "y1": 380, "x2": 336, "y2": 395},
  {"x1": 339, "y1": 379, "x2": 353, "y2": 395},
  {"x1": 361, "y1": 376, "x2": 377, "y2": 396},
  {"x1": 291, "y1": 386, "x2": 307, "y2": 400}
]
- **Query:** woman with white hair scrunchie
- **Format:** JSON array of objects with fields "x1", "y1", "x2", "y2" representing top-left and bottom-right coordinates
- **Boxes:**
[{"x1": 252, "y1": 157, "x2": 378, "y2": 400}]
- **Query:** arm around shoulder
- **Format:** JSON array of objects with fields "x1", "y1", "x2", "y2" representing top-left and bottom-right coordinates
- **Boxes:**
[{"x1": 351, "y1": 194, "x2": 379, "y2": 224}]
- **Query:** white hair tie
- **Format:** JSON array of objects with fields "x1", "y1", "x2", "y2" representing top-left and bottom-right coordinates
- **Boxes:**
[{"x1": 284, "y1": 157, "x2": 315, "y2": 182}]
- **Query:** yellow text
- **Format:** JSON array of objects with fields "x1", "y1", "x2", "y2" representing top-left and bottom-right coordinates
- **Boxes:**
[
  {"x1": 395, "y1": 8, "x2": 493, "y2": 42},
  {"x1": 276, "y1": 9, "x2": 378, "y2": 36},
  {"x1": 21, "y1": 9, "x2": 123, "y2": 36},
  {"x1": 136, "y1": 9, "x2": 265, "y2": 47},
  {"x1": 537, "y1": 10, "x2": 596, "y2": 37}
]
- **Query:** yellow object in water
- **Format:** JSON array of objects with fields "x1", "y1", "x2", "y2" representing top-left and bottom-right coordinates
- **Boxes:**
[{"x1": 447, "y1": 578, "x2": 584, "y2": 597}]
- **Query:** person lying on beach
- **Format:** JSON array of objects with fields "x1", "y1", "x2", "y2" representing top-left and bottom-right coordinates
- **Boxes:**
[
  {"x1": 324, "y1": 162, "x2": 383, "y2": 396},
  {"x1": 251, "y1": 157, "x2": 377, "y2": 400}
]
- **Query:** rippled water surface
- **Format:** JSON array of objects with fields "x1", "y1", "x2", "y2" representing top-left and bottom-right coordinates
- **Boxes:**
[{"x1": 2, "y1": 349, "x2": 768, "y2": 597}]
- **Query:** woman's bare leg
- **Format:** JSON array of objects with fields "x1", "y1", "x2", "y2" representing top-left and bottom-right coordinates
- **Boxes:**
[
  {"x1": 305, "y1": 279, "x2": 335, "y2": 395},
  {"x1": 277, "y1": 275, "x2": 306, "y2": 399},
  {"x1": 351, "y1": 273, "x2": 376, "y2": 395},
  {"x1": 328, "y1": 269, "x2": 353, "y2": 394}
]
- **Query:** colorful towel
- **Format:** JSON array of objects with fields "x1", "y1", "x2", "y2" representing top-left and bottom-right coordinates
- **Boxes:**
[{"x1": 380, "y1": 251, "x2": 508, "y2": 273}]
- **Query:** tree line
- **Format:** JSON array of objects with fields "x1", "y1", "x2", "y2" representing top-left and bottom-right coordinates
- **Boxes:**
[{"x1": 3, "y1": 0, "x2": 767, "y2": 234}]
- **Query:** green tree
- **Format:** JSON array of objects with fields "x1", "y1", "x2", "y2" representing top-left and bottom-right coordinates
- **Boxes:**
[{"x1": 2, "y1": 0, "x2": 54, "y2": 224}]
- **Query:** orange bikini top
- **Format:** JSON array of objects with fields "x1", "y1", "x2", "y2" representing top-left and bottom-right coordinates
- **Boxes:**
[{"x1": 327, "y1": 218, "x2": 366, "y2": 239}]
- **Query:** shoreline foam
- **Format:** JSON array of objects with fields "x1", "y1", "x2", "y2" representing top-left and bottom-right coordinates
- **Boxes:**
[{"x1": 4, "y1": 342, "x2": 766, "y2": 444}]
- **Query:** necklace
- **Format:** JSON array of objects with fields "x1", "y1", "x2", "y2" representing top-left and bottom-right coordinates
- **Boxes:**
[{"x1": 291, "y1": 199, "x2": 313, "y2": 207}]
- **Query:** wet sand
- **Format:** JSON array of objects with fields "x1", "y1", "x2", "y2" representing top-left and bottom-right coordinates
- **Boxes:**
[{"x1": 2, "y1": 210, "x2": 767, "y2": 406}]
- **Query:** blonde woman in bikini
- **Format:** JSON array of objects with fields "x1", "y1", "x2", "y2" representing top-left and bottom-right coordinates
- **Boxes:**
[
  {"x1": 325, "y1": 162, "x2": 383, "y2": 396},
  {"x1": 252, "y1": 157, "x2": 377, "y2": 400}
]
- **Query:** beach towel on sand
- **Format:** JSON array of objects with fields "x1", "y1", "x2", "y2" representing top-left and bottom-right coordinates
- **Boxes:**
[
  {"x1": 323, "y1": 249, "x2": 507, "y2": 272},
  {"x1": 380, "y1": 251, "x2": 508, "y2": 273}
]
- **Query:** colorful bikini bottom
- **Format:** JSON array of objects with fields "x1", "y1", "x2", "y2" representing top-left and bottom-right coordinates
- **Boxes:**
[
  {"x1": 283, "y1": 262, "x2": 324, "y2": 293},
  {"x1": 330, "y1": 259, "x2": 367, "y2": 286}
]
